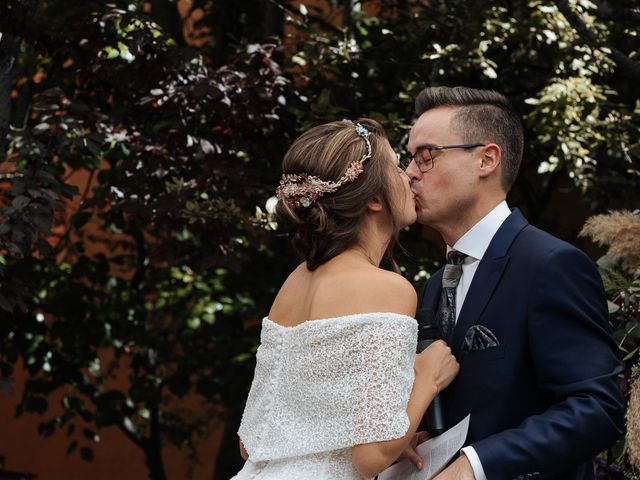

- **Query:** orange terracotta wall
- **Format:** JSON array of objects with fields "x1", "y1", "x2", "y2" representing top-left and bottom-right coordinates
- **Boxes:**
[{"x1": 1, "y1": 368, "x2": 225, "y2": 480}]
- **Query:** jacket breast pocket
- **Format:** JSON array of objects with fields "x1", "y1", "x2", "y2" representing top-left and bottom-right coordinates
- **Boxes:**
[
  {"x1": 446, "y1": 344, "x2": 510, "y2": 413},
  {"x1": 461, "y1": 343, "x2": 507, "y2": 362},
  {"x1": 457, "y1": 344, "x2": 508, "y2": 389}
]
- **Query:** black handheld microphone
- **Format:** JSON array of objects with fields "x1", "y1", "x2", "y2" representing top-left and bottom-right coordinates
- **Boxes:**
[{"x1": 415, "y1": 308, "x2": 446, "y2": 437}]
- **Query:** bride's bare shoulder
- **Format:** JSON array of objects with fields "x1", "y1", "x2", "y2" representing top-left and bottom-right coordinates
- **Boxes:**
[
  {"x1": 317, "y1": 266, "x2": 417, "y2": 318},
  {"x1": 365, "y1": 268, "x2": 417, "y2": 311},
  {"x1": 270, "y1": 261, "x2": 417, "y2": 321}
]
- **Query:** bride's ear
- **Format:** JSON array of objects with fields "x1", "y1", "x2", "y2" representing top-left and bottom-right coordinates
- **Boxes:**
[{"x1": 366, "y1": 195, "x2": 384, "y2": 213}]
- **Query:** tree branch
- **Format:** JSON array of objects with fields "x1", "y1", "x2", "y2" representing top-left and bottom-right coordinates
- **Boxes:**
[
  {"x1": 263, "y1": 0, "x2": 344, "y2": 34},
  {"x1": 50, "y1": 350, "x2": 147, "y2": 451},
  {"x1": 555, "y1": 0, "x2": 640, "y2": 88}
]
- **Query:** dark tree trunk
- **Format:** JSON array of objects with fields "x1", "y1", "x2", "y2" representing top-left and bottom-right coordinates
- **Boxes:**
[
  {"x1": 150, "y1": 0, "x2": 186, "y2": 46},
  {"x1": 0, "y1": 0, "x2": 39, "y2": 155},
  {"x1": 261, "y1": 1, "x2": 284, "y2": 39},
  {"x1": 0, "y1": 33, "x2": 19, "y2": 156},
  {"x1": 342, "y1": 0, "x2": 353, "y2": 31},
  {"x1": 145, "y1": 403, "x2": 167, "y2": 480}
]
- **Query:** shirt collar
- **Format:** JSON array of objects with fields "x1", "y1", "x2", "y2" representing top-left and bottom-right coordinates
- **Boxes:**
[{"x1": 447, "y1": 201, "x2": 511, "y2": 261}]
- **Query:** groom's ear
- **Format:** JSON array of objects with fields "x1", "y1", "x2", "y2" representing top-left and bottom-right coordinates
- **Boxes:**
[
  {"x1": 366, "y1": 195, "x2": 385, "y2": 213},
  {"x1": 478, "y1": 143, "x2": 501, "y2": 178}
]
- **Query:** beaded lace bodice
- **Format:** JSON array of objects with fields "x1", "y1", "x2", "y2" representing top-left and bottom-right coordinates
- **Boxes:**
[{"x1": 232, "y1": 312, "x2": 417, "y2": 480}]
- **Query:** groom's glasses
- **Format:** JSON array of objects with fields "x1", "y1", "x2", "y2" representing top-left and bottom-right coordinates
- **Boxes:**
[{"x1": 402, "y1": 143, "x2": 486, "y2": 172}]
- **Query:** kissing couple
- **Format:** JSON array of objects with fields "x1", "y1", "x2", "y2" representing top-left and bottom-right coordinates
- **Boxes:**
[{"x1": 230, "y1": 86, "x2": 624, "y2": 480}]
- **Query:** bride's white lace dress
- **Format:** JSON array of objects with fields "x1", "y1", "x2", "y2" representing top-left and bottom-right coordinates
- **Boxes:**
[{"x1": 231, "y1": 312, "x2": 417, "y2": 480}]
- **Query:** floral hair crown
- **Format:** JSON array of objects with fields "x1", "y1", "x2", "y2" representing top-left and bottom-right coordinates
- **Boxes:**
[{"x1": 276, "y1": 121, "x2": 373, "y2": 208}]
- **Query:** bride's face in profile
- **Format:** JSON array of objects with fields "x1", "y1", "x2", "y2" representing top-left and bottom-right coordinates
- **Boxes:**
[{"x1": 383, "y1": 141, "x2": 417, "y2": 230}]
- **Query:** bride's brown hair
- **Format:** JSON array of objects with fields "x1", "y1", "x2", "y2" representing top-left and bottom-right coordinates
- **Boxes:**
[{"x1": 276, "y1": 118, "x2": 401, "y2": 271}]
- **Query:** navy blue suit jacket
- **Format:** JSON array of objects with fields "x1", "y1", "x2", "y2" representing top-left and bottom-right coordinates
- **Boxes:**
[{"x1": 418, "y1": 209, "x2": 625, "y2": 480}]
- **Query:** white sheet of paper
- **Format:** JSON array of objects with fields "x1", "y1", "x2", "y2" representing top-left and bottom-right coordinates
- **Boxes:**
[{"x1": 377, "y1": 415, "x2": 470, "y2": 480}]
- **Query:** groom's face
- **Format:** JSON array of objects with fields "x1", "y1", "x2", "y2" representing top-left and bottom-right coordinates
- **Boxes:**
[{"x1": 406, "y1": 107, "x2": 479, "y2": 229}]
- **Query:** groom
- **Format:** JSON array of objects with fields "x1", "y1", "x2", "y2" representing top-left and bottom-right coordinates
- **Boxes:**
[{"x1": 404, "y1": 86, "x2": 624, "y2": 479}]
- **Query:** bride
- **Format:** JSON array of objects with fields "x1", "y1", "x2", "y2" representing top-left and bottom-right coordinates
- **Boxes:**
[{"x1": 231, "y1": 119, "x2": 459, "y2": 479}]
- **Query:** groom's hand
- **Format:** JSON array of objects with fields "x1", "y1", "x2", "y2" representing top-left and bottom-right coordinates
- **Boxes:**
[
  {"x1": 432, "y1": 454, "x2": 475, "y2": 480},
  {"x1": 399, "y1": 430, "x2": 429, "y2": 470}
]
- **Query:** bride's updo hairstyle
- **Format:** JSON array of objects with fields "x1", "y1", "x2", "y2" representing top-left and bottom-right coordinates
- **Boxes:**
[{"x1": 276, "y1": 118, "x2": 400, "y2": 271}]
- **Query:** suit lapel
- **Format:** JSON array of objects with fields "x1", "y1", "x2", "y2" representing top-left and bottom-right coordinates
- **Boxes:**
[{"x1": 451, "y1": 209, "x2": 529, "y2": 355}]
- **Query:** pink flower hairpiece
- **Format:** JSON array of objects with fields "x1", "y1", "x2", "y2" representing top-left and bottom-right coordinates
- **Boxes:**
[{"x1": 276, "y1": 122, "x2": 373, "y2": 208}]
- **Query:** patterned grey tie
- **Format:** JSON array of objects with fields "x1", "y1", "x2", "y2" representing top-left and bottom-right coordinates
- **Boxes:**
[{"x1": 436, "y1": 250, "x2": 468, "y2": 343}]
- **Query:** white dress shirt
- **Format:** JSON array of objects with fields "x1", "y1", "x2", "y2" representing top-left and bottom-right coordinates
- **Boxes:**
[{"x1": 447, "y1": 201, "x2": 511, "y2": 480}]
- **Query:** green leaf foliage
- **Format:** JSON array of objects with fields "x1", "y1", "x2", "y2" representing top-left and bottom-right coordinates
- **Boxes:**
[{"x1": 0, "y1": 0, "x2": 638, "y2": 479}]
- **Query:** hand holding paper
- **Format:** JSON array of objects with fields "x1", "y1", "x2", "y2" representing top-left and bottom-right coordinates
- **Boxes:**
[{"x1": 378, "y1": 415, "x2": 470, "y2": 480}]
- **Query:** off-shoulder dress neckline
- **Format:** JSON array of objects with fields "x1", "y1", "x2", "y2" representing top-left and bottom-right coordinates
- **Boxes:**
[{"x1": 264, "y1": 311, "x2": 416, "y2": 330}]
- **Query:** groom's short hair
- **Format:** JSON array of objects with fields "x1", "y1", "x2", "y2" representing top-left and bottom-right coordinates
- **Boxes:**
[{"x1": 415, "y1": 86, "x2": 524, "y2": 192}]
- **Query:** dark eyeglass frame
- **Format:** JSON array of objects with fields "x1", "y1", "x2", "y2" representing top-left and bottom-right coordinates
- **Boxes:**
[{"x1": 403, "y1": 143, "x2": 486, "y2": 172}]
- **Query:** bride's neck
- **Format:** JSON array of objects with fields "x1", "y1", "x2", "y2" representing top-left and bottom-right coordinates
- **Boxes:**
[{"x1": 349, "y1": 221, "x2": 392, "y2": 268}]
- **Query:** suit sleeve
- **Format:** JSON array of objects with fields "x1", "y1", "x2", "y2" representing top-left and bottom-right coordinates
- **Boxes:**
[{"x1": 471, "y1": 244, "x2": 625, "y2": 479}]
